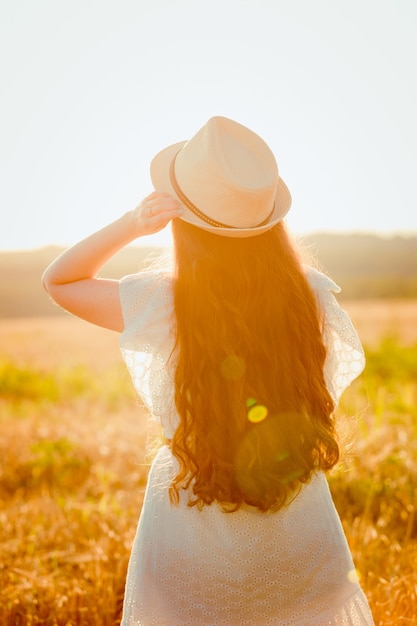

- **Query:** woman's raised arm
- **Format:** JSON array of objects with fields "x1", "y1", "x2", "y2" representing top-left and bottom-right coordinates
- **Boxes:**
[{"x1": 41, "y1": 192, "x2": 182, "y2": 332}]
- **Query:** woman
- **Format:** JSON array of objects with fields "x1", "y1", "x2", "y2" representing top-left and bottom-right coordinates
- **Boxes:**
[{"x1": 43, "y1": 116, "x2": 374, "y2": 625}]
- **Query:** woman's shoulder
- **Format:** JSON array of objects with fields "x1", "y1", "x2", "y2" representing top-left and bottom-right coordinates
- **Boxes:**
[
  {"x1": 120, "y1": 269, "x2": 172, "y2": 300},
  {"x1": 120, "y1": 268, "x2": 173, "y2": 289},
  {"x1": 119, "y1": 269, "x2": 173, "y2": 325},
  {"x1": 303, "y1": 265, "x2": 365, "y2": 403},
  {"x1": 304, "y1": 265, "x2": 340, "y2": 295}
]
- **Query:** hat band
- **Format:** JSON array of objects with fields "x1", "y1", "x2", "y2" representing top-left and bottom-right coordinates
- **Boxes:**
[{"x1": 169, "y1": 151, "x2": 274, "y2": 229}]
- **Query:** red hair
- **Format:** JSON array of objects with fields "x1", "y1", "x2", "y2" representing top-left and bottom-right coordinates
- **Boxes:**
[{"x1": 169, "y1": 219, "x2": 338, "y2": 512}]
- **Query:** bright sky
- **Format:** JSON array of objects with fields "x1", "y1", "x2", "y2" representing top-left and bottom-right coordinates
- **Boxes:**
[{"x1": 1, "y1": 0, "x2": 416, "y2": 250}]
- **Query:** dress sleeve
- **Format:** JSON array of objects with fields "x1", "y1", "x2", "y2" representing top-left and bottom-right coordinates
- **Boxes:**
[
  {"x1": 306, "y1": 267, "x2": 365, "y2": 406},
  {"x1": 118, "y1": 271, "x2": 177, "y2": 437}
]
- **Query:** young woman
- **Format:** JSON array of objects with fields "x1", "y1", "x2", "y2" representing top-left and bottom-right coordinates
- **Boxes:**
[{"x1": 43, "y1": 116, "x2": 374, "y2": 625}]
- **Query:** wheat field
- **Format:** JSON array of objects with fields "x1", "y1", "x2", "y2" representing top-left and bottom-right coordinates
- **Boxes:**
[{"x1": 1, "y1": 300, "x2": 417, "y2": 625}]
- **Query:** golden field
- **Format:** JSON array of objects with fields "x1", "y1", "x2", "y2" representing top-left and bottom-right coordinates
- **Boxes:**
[{"x1": 1, "y1": 300, "x2": 417, "y2": 625}]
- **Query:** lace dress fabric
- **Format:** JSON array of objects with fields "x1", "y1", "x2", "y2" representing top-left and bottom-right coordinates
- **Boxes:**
[{"x1": 119, "y1": 267, "x2": 374, "y2": 626}]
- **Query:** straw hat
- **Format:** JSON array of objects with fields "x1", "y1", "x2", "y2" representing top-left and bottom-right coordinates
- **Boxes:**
[{"x1": 150, "y1": 116, "x2": 291, "y2": 238}]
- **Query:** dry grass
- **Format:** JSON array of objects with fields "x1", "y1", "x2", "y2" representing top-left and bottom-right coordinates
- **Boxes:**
[
  {"x1": 0, "y1": 317, "x2": 148, "y2": 625},
  {"x1": 1, "y1": 301, "x2": 417, "y2": 625}
]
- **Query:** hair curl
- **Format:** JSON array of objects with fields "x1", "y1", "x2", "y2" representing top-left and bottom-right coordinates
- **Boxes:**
[{"x1": 169, "y1": 219, "x2": 338, "y2": 512}]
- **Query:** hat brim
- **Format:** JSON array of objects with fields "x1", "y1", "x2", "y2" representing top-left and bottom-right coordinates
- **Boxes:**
[{"x1": 150, "y1": 141, "x2": 292, "y2": 238}]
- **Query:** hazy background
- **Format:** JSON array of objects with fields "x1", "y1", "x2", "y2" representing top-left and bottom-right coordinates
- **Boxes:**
[{"x1": 1, "y1": 0, "x2": 417, "y2": 251}]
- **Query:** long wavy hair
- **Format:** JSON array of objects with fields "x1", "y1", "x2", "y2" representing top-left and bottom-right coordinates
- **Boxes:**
[{"x1": 169, "y1": 219, "x2": 338, "y2": 512}]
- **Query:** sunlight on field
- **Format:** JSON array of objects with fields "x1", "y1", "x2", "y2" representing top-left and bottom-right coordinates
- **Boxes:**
[
  {"x1": 1, "y1": 301, "x2": 417, "y2": 625},
  {"x1": 343, "y1": 299, "x2": 417, "y2": 346}
]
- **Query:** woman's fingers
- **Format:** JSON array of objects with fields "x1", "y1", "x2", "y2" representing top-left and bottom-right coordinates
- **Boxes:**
[
  {"x1": 134, "y1": 192, "x2": 183, "y2": 235},
  {"x1": 145, "y1": 195, "x2": 182, "y2": 219}
]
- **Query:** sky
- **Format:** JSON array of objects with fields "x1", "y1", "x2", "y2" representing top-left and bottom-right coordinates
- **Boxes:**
[{"x1": 1, "y1": 0, "x2": 416, "y2": 250}]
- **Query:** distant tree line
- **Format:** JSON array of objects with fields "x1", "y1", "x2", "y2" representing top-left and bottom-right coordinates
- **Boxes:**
[
  {"x1": 302, "y1": 233, "x2": 417, "y2": 299},
  {"x1": 0, "y1": 234, "x2": 416, "y2": 317}
]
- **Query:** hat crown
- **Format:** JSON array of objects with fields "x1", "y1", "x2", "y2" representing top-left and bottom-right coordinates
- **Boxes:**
[
  {"x1": 175, "y1": 117, "x2": 279, "y2": 228},
  {"x1": 150, "y1": 115, "x2": 291, "y2": 238}
]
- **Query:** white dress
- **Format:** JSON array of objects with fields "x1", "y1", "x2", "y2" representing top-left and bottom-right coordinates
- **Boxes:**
[{"x1": 119, "y1": 267, "x2": 374, "y2": 626}]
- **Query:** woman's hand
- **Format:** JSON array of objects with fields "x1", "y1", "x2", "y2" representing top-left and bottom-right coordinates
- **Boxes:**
[{"x1": 129, "y1": 192, "x2": 183, "y2": 237}]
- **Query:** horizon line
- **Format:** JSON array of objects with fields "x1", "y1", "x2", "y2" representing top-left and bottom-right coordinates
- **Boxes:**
[{"x1": 1, "y1": 229, "x2": 417, "y2": 254}]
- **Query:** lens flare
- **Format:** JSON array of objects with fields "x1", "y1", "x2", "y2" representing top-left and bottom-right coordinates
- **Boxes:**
[
  {"x1": 220, "y1": 355, "x2": 245, "y2": 380},
  {"x1": 248, "y1": 404, "x2": 268, "y2": 423},
  {"x1": 275, "y1": 450, "x2": 290, "y2": 462}
]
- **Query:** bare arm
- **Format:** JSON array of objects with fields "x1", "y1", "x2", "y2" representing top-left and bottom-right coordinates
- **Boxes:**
[{"x1": 42, "y1": 192, "x2": 182, "y2": 332}]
